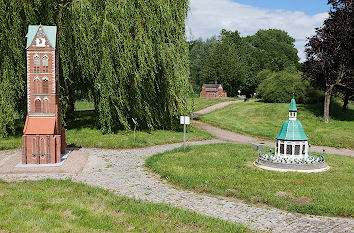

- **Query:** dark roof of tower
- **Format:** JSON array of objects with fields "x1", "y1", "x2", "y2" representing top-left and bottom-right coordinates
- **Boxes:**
[{"x1": 203, "y1": 84, "x2": 222, "y2": 88}]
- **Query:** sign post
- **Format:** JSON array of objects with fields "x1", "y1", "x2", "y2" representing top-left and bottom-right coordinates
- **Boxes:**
[
  {"x1": 132, "y1": 118, "x2": 137, "y2": 143},
  {"x1": 180, "y1": 116, "x2": 190, "y2": 150}
]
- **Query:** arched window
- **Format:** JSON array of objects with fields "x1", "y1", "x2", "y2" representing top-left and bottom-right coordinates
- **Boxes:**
[
  {"x1": 40, "y1": 138, "x2": 45, "y2": 155},
  {"x1": 34, "y1": 77, "x2": 40, "y2": 93},
  {"x1": 42, "y1": 55, "x2": 49, "y2": 73},
  {"x1": 46, "y1": 137, "x2": 50, "y2": 155},
  {"x1": 42, "y1": 77, "x2": 48, "y2": 94},
  {"x1": 34, "y1": 55, "x2": 40, "y2": 73},
  {"x1": 32, "y1": 137, "x2": 37, "y2": 155},
  {"x1": 35, "y1": 99, "x2": 41, "y2": 112},
  {"x1": 43, "y1": 98, "x2": 49, "y2": 113}
]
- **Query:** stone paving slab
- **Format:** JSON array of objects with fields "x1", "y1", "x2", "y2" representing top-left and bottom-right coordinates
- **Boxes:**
[{"x1": 0, "y1": 148, "x2": 88, "y2": 175}]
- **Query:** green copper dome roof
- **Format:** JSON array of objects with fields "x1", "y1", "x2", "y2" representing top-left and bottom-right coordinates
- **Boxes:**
[
  {"x1": 276, "y1": 120, "x2": 308, "y2": 141},
  {"x1": 289, "y1": 97, "x2": 297, "y2": 111}
]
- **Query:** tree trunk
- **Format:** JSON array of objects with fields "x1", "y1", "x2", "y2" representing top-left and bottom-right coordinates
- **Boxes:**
[
  {"x1": 342, "y1": 91, "x2": 350, "y2": 112},
  {"x1": 323, "y1": 86, "x2": 333, "y2": 123},
  {"x1": 65, "y1": 87, "x2": 75, "y2": 120}
]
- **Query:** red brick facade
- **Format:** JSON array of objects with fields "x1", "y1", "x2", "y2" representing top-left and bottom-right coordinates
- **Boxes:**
[
  {"x1": 200, "y1": 84, "x2": 227, "y2": 99},
  {"x1": 22, "y1": 25, "x2": 66, "y2": 164}
]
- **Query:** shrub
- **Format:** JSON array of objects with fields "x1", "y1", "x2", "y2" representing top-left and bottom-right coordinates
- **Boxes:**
[{"x1": 256, "y1": 71, "x2": 309, "y2": 103}]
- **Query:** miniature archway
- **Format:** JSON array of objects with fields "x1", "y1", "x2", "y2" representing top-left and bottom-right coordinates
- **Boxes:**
[
  {"x1": 34, "y1": 77, "x2": 40, "y2": 93},
  {"x1": 42, "y1": 77, "x2": 49, "y2": 94},
  {"x1": 42, "y1": 55, "x2": 49, "y2": 73},
  {"x1": 34, "y1": 54, "x2": 40, "y2": 73},
  {"x1": 35, "y1": 98, "x2": 41, "y2": 112},
  {"x1": 32, "y1": 137, "x2": 37, "y2": 155},
  {"x1": 43, "y1": 97, "x2": 49, "y2": 112}
]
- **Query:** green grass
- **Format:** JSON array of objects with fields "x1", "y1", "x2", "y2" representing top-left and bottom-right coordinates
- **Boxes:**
[
  {"x1": 74, "y1": 100, "x2": 95, "y2": 111},
  {"x1": 67, "y1": 123, "x2": 213, "y2": 149},
  {"x1": 0, "y1": 179, "x2": 249, "y2": 232},
  {"x1": 67, "y1": 107, "x2": 213, "y2": 149},
  {"x1": 0, "y1": 135, "x2": 22, "y2": 151},
  {"x1": 198, "y1": 101, "x2": 354, "y2": 149},
  {"x1": 147, "y1": 143, "x2": 354, "y2": 217},
  {"x1": 0, "y1": 101, "x2": 214, "y2": 151},
  {"x1": 189, "y1": 97, "x2": 231, "y2": 112}
]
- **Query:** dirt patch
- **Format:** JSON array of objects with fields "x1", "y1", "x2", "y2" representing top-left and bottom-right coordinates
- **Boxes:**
[
  {"x1": 246, "y1": 161, "x2": 258, "y2": 169},
  {"x1": 251, "y1": 196, "x2": 263, "y2": 203},
  {"x1": 289, "y1": 197, "x2": 313, "y2": 204},
  {"x1": 225, "y1": 189, "x2": 236, "y2": 197},
  {"x1": 61, "y1": 209, "x2": 76, "y2": 218},
  {"x1": 276, "y1": 191, "x2": 292, "y2": 197}
]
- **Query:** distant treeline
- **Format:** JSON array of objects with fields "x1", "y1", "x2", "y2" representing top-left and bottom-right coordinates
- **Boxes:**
[{"x1": 189, "y1": 29, "x2": 300, "y2": 97}]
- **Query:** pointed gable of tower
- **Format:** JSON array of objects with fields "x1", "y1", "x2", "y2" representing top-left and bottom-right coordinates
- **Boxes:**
[{"x1": 26, "y1": 25, "x2": 57, "y2": 50}]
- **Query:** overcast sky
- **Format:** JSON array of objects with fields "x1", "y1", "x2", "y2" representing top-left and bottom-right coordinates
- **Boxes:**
[{"x1": 186, "y1": 0, "x2": 330, "y2": 62}]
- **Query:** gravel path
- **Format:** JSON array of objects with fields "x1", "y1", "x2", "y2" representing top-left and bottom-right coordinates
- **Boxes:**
[
  {"x1": 193, "y1": 100, "x2": 241, "y2": 118},
  {"x1": 73, "y1": 142, "x2": 353, "y2": 233},
  {"x1": 193, "y1": 121, "x2": 354, "y2": 157},
  {"x1": 193, "y1": 100, "x2": 354, "y2": 157},
  {"x1": 1, "y1": 141, "x2": 353, "y2": 232}
]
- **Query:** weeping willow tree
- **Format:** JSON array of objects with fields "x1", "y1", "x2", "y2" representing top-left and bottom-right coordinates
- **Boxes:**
[{"x1": 0, "y1": 0, "x2": 191, "y2": 137}]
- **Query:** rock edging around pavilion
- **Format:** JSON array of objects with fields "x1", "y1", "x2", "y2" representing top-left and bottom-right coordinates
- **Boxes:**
[{"x1": 253, "y1": 160, "x2": 330, "y2": 173}]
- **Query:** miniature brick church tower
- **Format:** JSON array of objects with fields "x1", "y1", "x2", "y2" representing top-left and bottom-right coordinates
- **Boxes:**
[{"x1": 22, "y1": 25, "x2": 66, "y2": 164}]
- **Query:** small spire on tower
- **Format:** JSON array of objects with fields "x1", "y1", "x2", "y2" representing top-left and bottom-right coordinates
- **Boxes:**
[{"x1": 289, "y1": 96, "x2": 297, "y2": 120}]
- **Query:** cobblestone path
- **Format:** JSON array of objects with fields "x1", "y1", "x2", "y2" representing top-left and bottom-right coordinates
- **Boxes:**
[
  {"x1": 73, "y1": 141, "x2": 353, "y2": 233},
  {"x1": 1, "y1": 141, "x2": 353, "y2": 232}
]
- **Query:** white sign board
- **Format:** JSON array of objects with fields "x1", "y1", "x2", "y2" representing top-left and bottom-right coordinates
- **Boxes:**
[
  {"x1": 180, "y1": 116, "x2": 190, "y2": 125},
  {"x1": 132, "y1": 118, "x2": 137, "y2": 125}
]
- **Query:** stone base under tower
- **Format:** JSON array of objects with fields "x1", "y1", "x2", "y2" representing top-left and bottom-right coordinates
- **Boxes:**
[{"x1": 22, "y1": 132, "x2": 66, "y2": 165}]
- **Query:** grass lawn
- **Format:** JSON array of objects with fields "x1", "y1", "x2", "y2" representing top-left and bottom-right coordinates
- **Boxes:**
[
  {"x1": 0, "y1": 179, "x2": 249, "y2": 232},
  {"x1": 146, "y1": 143, "x2": 354, "y2": 217},
  {"x1": 0, "y1": 101, "x2": 213, "y2": 150},
  {"x1": 189, "y1": 97, "x2": 231, "y2": 112},
  {"x1": 198, "y1": 101, "x2": 354, "y2": 149}
]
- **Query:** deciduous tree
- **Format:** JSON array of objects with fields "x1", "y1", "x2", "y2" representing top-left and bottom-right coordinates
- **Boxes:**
[
  {"x1": 0, "y1": 0, "x2": 191, "y2": 137},
  {"x1": 303, "y1": 0, "x2": 354, "y2": 122}
]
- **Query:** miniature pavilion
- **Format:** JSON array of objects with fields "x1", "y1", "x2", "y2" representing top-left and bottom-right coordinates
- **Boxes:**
[
  {"x1": 254, "y1": 96, "x2": 329, "y2": 172},
  {"x1": 274, "y1": 97, "x2": 309, "y2": 159}
]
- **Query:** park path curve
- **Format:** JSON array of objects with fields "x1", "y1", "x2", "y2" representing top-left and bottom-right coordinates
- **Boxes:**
[
  {"x1": 192, "y1": 100, "x2": 242, "y2": 118},
  {"x1": 193, "y1": 100, "x2": 354, "y2": 157},
  {"x1": 1, "y1": 141, "x2": 353, "y2": 233}
]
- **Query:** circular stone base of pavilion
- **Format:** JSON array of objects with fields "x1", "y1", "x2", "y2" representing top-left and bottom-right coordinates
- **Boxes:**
[{"x1": 253, "y1": 160, "x2": 330, "y2": 173}]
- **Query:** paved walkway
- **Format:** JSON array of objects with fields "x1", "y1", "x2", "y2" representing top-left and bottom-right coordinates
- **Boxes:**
[
  {"x1": 1, "y1": 141, "x2": 352, "y2": 233},
  {"x1": 192, "y1": 100, "x2": 241, "y2": 118}
]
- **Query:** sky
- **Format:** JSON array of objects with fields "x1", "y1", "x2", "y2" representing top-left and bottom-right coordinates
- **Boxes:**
[{"x1": 186, "y1": 0, "x2": 331, "y2": 62}]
